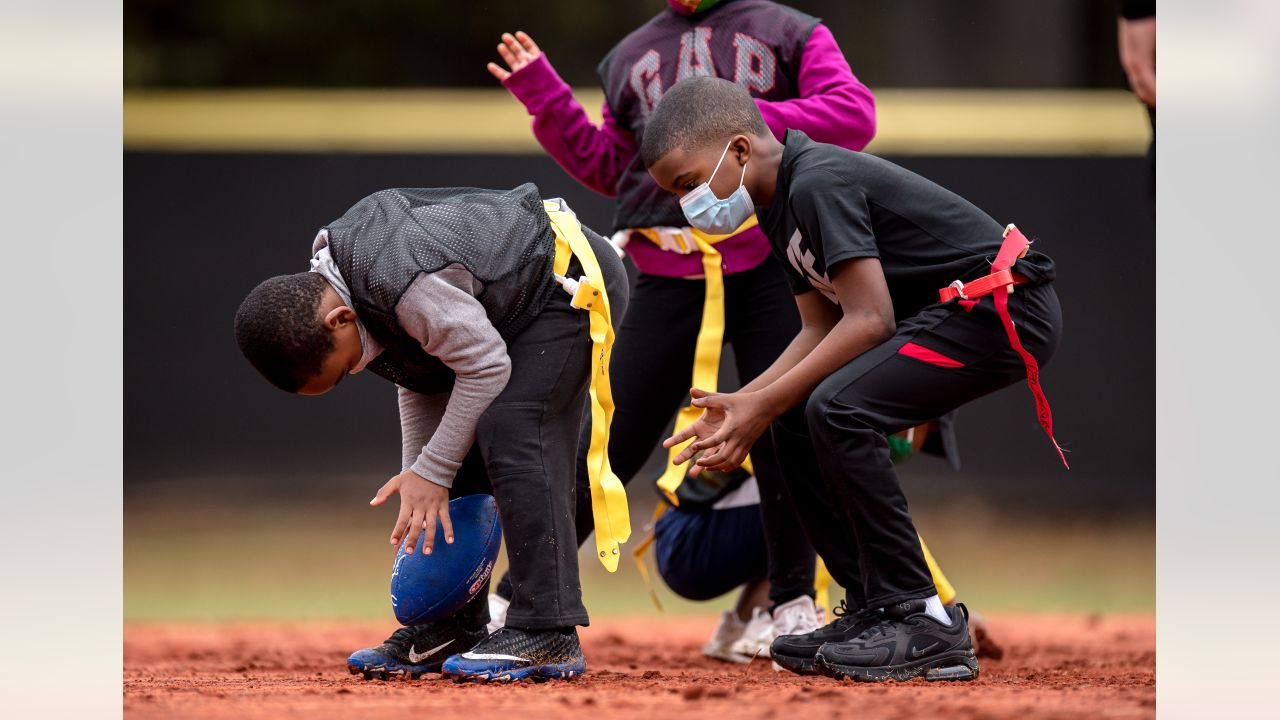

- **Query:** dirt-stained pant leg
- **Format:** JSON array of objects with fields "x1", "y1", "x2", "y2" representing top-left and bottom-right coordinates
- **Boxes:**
[
  {"x1": 493, "y1": 269, "x2": 698, "y2": 604},
  {"x1": 475, "y1": 290, "x2": 593, "y2": 630},
  {"x1": 476, "y1": 226, "x2": 629, "y2": 630}
]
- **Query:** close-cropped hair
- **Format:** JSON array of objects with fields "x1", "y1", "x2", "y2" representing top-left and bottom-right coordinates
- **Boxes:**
[
  {"x1": 233, "y1": 272, "x2": 334, "y2": 393},
  {"x1": 640, "y1": 76, "x2": 770, "y2": 168}
]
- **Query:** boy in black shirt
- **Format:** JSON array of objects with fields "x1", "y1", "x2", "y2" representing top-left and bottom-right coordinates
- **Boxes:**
[{"x1": 639, "y1": 77, "x2": 1065, "y2": 682}]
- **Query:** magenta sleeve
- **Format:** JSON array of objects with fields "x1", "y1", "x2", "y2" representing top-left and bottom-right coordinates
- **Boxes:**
[
  {"x1": 501, "y1": 54, "x2": 637, "y2": 197},
  {"x1": 755, "y1": 23, "x2": 877, "y2": 152}
]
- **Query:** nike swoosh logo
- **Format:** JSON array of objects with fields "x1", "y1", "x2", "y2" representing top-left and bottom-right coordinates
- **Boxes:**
[
  {"x1": 408, "y1": 639, "x2": 454, "y2": 663},
  {"x1": 910, "y1": 642, "x2": 940, "y2": 659},
  {"x1": 460, "y1": 652, "x2": 529, "y2": 661}
]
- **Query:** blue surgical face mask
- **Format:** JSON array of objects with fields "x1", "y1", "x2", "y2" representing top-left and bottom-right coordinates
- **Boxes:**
[{"x1": 679, "y1": 140, "x2": 754, "y2": 235}]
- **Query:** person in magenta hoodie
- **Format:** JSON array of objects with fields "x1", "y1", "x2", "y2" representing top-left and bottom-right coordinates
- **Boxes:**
[{"x1": 484, "y1": 0, "x2": 958, "y2": 662}]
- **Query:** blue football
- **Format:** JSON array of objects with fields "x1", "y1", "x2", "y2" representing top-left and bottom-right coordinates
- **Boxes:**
[{"x1": 390, "y1": 494, "x2": 502, "y2": 626}]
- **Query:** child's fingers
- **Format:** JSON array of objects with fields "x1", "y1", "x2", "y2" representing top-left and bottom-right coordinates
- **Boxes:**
[
  {"x1": 515, "y1": 31, "x2": 539, "y2": 55},
  {"x1": 671, "y1": 442, "x2": 698, "y2": 465},
  {"x1": 497, "y1": 43, "x2": 518, "y2": 68},
  {"x1": 700, "y1": 442, "x2": 743, "y2": 472},
  {"x1": 486, "y1": 62, "x2": 510, "y2": 82},
  {"x1": 678, "y1": 429, "x2": 730, "y2": 462},
  {"x1": 370, "y1": 477, "x2": 400, "y2": 506},
  {"x1": 663, "y1": 424, "x2": 699, "y2": 449},
  {"x1": 501, "y1": 33, "x2": 526, "y2": 61},
  {"x1": 438, "y1": 506, "x2": 454, "y2": 544},
  {"x1": 422, "y1": 512, "x2": 437, "y2": 555},
  {"x1": 691, "y1": 394, "x2": 728, "y2": 409},
  {"x1": 697, "y1": 441, "x2": 729, "y2": 466},
  {"x1": 390, "y1": 506, "x2": 411, "y2": 546},
  {"x1": 403, "y1": 509, "x2": 426, "y2": 554},
  {"x1": 674, "y1": 435, "x2": 719, "y2": 465},
  {"x1": 699, "y1": 442, "x2": 740, "y2": 470}
]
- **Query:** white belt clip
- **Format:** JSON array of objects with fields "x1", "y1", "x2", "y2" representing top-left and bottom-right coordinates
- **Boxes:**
[
  {"x1": 948, "y1": 279, "x2": 968, "y2": 300},
  {"x1": 608, "y1": 230, "x2": 631, "y2": 259},
  {"x1": 654, "y1": 226, "x2": 696, "y2": 254},
  {"x1": 554, "y1": 273, "x2": 606, "y2": 312}
]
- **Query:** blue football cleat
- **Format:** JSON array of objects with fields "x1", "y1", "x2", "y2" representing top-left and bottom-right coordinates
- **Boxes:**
[
  {"x1": 441, "y1": 627, "x2": 586, "y2": 682},
  {"x1": 347, "y1": 619, "x2": 487, "y2": 680}
]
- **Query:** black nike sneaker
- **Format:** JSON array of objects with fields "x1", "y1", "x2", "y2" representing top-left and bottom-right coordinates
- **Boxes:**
[
  {"x1": 346, "y1": 616, "x2": 488, "y2": 680},
  {"x1": 441, "y1": 626, "x2": 586, "y2": 682},
  {"x1": 815, "y1": 599, "x2": 979, "y2": 682},
  {"x1": 770, "y1": 600, "x2": 882, "y2": 676}
]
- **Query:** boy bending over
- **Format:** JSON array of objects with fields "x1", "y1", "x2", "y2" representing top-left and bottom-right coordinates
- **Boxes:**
[{"x1": 234, "y1": 185, "x2": 628, "y2": 682}]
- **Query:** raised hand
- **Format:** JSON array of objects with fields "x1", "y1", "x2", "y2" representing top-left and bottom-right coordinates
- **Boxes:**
[{"x1": 487, "y1": 31, "x2": 542, "y2": 82}]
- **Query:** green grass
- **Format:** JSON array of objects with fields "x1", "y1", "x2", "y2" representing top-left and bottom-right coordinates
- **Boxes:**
[{"x1": 125, "y1": 495, "x2": 1153, "y2": 622}]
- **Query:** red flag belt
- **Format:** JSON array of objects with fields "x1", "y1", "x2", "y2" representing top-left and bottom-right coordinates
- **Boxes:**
[{"x1": 937, "y1": 224, "x2": 1068, "y2": 469}]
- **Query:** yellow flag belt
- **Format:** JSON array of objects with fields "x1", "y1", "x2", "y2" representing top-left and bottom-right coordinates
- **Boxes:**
[
  {"x1": 629, "y1": 216, "x2": 760, "y2": 505},
  {"x1": 628, "y1": 216, "x2": 758, "y2": 607},
  {"x1": 545, "y1": 201, "x2": 631, "y2": 572}
]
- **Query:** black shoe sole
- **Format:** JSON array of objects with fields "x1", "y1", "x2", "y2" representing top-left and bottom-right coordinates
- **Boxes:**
[
  {"x1": 771, "y1": 651, "x2": 822, "y2": 676},
  {"x1": 816, "y1": 649, "x2": 979, "y2": 683}
]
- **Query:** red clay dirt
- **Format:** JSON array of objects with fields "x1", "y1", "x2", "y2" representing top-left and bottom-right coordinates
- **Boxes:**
[{"x1": 124, "y1": 614, "x2": 1154, "y2": 719}]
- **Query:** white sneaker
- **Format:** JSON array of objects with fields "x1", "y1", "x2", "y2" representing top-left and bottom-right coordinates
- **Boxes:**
[
  {"x1": 772, "y1": 595, "x2": 825, "y2": 636},
  {"x1": 486, "y1": 594, "x2": 510, "y2": 634},
  {"x1": 729, "y1": 606, "x2": 776, "y2": 659},
  {"x1": 702, "y1": 611, "x2": 752, "y2": 664},
  {"x1": 766, "y1": 595, "x2": 825, "y2": 671}
]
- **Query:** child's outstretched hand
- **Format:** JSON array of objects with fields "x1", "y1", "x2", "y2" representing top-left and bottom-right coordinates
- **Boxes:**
[
  {"x1": 487, "y1": 31, "x2": 542, "y2": 82},
  {"x1": 370, "y1": 470, "x2": 454, "y2": 555},
  {"x1": 663, "y1": 388, "x2": 775, "y2": 473}
]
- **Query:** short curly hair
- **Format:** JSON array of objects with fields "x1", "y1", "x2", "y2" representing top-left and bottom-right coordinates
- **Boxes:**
[
  {"x1": 234, "y1": 272, "x2": 334, "y2": 393},
  {"x1": 640, "y1": 76, "x2": 770, "y2": 168}
]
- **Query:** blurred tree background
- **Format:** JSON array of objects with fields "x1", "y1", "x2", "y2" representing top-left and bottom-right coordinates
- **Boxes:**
[{"x1": 125, "y1": 0, "x2": 1128, "y2": 89}]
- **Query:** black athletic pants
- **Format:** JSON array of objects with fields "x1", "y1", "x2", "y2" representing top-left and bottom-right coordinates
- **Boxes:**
[
  {"x1": 495, "y1": 254, "x2": 817, "y2": 607},
  {"x1": 447, "y1": 227, "x2": 628, "y2": 630},
  {"x1": 772, "y1": 283, "x2": 1063, "y2": 610}
]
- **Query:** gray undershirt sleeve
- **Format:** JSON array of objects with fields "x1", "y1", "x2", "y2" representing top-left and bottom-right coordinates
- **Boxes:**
[
  {"x1": 397, "y1": 388, "x2": 448, "y2": 472},
  {"x1": 395, "y1": 265, "x2": 513, "y2": 488}
]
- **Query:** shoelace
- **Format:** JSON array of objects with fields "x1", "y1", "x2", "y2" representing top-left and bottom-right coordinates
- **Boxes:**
[
  {"x1": 861, "y1": 620, "x2": 895, "y2": 640},
  {"x1": 830, "y1": 600, "x2": 874, "y2": 632}
]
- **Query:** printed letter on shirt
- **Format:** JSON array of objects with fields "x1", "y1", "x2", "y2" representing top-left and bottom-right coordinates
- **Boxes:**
[
  {"x1": 677, "y1": 27, "x2": 717, "y2": 81},
  {"x1": 732, "y1": 32, "x2": 777, "y2": 93},
  {"x1": 630, "y1": 49, "x2": 664, "y2": 119}
]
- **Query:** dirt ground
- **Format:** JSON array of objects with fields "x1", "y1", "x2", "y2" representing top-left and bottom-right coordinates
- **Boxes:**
[{"x1": 124, "y1": 613, "x2": 1154, "y2": 719}]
